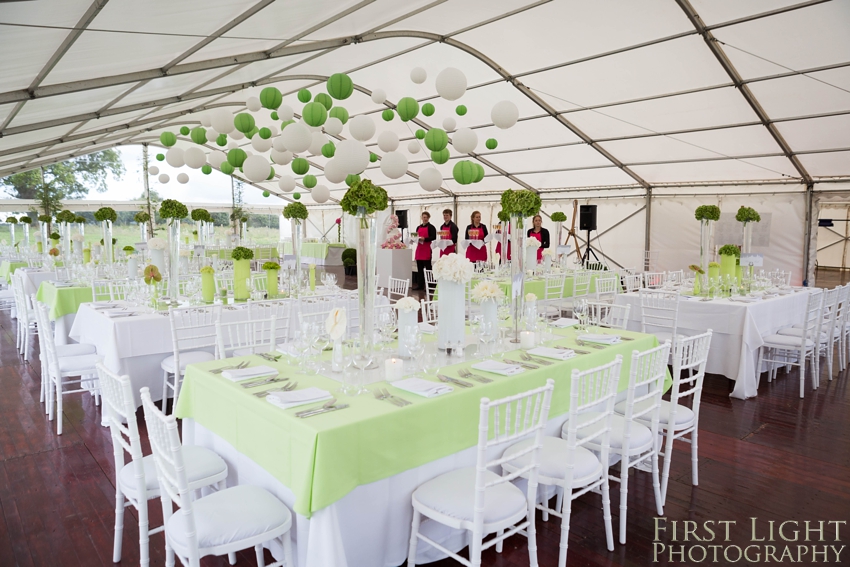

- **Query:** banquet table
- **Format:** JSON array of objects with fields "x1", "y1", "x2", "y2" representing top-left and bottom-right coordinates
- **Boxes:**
[
  {"x1": 614, "y1": 290, "x2": 811, "y2": 399},
  {"x1": 205, "y1": 247, "x2": 278, "y2": 260},
  {"x1": 36, "y1": 281, "x2": 94, "y2": 345},
  {"x1": 18, "y1": 269, "x2": 57, "y2": 295},
  {"x1": 435, "y1": 272, "x2": 609, "y2": 300},
  {"x1": 1, "y1": 260, "x2": 28, "y2": 283},
  {"x1": 282, "y1": 242, "x2": 346, "y2": 266},
  {"x1": 176, "y1": 328, "x2": 665, "y2": 567}
]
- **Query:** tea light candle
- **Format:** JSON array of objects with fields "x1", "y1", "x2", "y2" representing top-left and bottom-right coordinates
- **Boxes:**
[
  {"x1": 520, "y1": 331, "x2": 535, "y2": 349},
  {"x1": 385, "y1": 357, "x2": 404, "y2": 382}
]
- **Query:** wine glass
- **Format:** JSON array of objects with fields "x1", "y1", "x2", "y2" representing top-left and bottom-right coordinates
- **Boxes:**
[
  {"x1": 573, "y1": 299, "x2": 587, "y2": 332},
  {"x1": 351, "y1": 340, "x2": 373, "y2": 395}
]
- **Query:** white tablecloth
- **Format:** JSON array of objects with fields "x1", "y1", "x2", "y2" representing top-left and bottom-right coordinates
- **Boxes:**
[
  {"x1": 18, "y1": 269, "x2": 56, "y2": 295},
  {"x1": 614, "y1": 291, "x2": 810, "y2": 399}
]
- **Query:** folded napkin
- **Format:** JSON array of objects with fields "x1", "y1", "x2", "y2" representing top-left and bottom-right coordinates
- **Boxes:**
[
  {"x1": 90, "y1": 301, "x2": 115, "y2": 308},
  {"x1": 275, "y1": 343, "x2": 298, "y2": 356},
  {"x1": 266, "y1": 387, "x2": 333, "y2": 409},
  {"x1": 577, "y1": 334, "x2": 621, "y2": 345},
  {"x1": 467, "y1": 240, "x2": 485, "y2": 249},
  {"x1": 551, "y1": 318, "x2": 579, "y2": 328},
  {"x1": 472, "y1": 360, "x2": 524, "y2": 376},
  {"x1": 528, "y1": 347, "x2": 575, "y2": 361},
  {"x1": 221, "y1": 365, "x2": 278, "y2": 382},
  {"x1": 392, "y1": 377, "x2": 452, "y2": 398},
  {"x1": 52, "y1": 282, "x2": 74, "y2": 288},
  {"x1": 103, "y1": 310, "x2": 137, "y2": 318},
  {"x1": 418, "y1": 322, "x2": 436, "y2": 333}
]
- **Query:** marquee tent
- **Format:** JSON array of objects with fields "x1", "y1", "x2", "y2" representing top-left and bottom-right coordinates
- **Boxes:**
[{"x1": 2, "y1": 0, "x2": 850, "y2": 283}]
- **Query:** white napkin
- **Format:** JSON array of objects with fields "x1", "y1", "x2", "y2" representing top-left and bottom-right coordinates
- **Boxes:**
[
  {"x1": 729, "y1": 297, "x2": 760, "y2": 303},
  {"x1": 103, "y1": 310, "x2": 136, "y2": 318},
  {"x1": 392, "y1": 377, "x2": 452, "y2": 398},
  {"x1": 472, "y1": 360, "x2": 524, "y2": 376},
  {"x1": 221, "y1": 365, "x2": 279, "y2": 382},
  {"x1": 418, "y1": 322, "x2": 436, "y2": 333},
  {"x1": 578, "y1": 334, "x2": 621, "y2": 345},
  {"x1": 52, "y1": 282, "x2": 74, "y2": 288},
  {"x1": 528, "y1": 347, "x2": 575, "y2": 361},
  {"x1": 467, "y1": 240, "x2": 485, "y2": 249},
  {"x1": 90, "y1": 301, "x2": 115, "y2": 309},
  {"x1": 551, "y1": 317, "x2": 579, "y2": 328},
  {"x1": 276, "y1": 343, "x2": 298, "y2": 356},
  {"x1": 266, "y1": 387, "x2": 333, "y2": 409}
]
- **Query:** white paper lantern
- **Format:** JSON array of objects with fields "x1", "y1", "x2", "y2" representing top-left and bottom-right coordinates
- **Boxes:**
[
  {"x1": 348, "y1": 115, "x2": 376, "y2": 142},
  {"x1": 380, "y1": 151, "x2": 408, "y2": 180},
  {"x1": 278, "y1": 104, "x2": 294, "y2": 122},
  {"x1": 281, "y1": 122, "x2": 312, "y2": 153},
  {"x1": 230, "y1": 129, "x2": 245, "y2": 141},
  {"x1": 491, "y1": 100, "x2": 519, "y2": 129},
  {"x1": 272, "y1": 136, "x2": 287, "y2": 152},
  {"x1": 323, "y1": 158, "x2": 347, "y2": 184},
  {"x1": 323, "y1": 116, "x2": 343, "y2": 136},
  {"x1": 371, "y1": 89, "x2": 387, "y2": 104},
  {"x1": 246, "y1": 96, "x2": 262, "y2": 112},
  {"x1": 270, "y1": 149, "x2": 292, "y2": 165},
  {"x1": 226, "y1": 141, "x2": 238, "y2": 150},
  {"x1": 208, "y1": 150, "x2": 226, "y2": 168},
  {"x1": 211, "y1": 109, "x2": 234, "y2": 134},
  {"x1": 158, "y1": 173, "x2": 170, "y2": 184},
  {"x1": 203, "y1": 129, "x2": 217, "y2": 143},
  {"x1": 308, "y1": 131, "x2": 328, "y2": 156},
  {"x1": 251, "y1": 135, "x2": 273, "y2": 153},
  {"x1": 184, "y1": 147, "x2": 206, "y2": 169},
  {"x1": 268, "y1": 124, "x2": 279, "y2": 137},
  {"x1": 377, "y1": 131, "x2": 399, "y2": 153},
  {"x1": 148, "y1": 165, "x2": 160, "y2": 176},
  {"x1": 407, "y1": 140, "x2": 421, "y2": 154},
  {"x1": 435, "y1": 67, "x2": 467, "y2": 101},
  {"x1": 410, "y1": 67, "x2": 427, "y2": 84},
  {"x1": 278, "y1": 175, "x2": 296, "y2": 192},
  {"x1": 311, "y1": 184, "x2": 330, "y2": 203},
  {"x1": 165, "y1": 147, "x2": 185, "y2": 168},
  {"x1": 243, "y1": 149, "x2": 253, "y2": 158},
  {"x1": 177, "y1": 173, "x2": 189, "y2": 184},
  {"x1": 452, "y1": 127, "x2": 478, "y2": 154},
  {"x1": 243, "y1": 155, "x2": 271, "y2": 182},
  {"x1": 442, "y1": 117, "x2": 456, "y2": 132},
  {"x1": 200, "y1": 113, "x2": 212, "y2": 128},
  {"x1": 419, "y1": 167, "x2": 442, "y2": 192},
  {"x1": 335, "y1": 139, "x2": 370, "y2": 174}
]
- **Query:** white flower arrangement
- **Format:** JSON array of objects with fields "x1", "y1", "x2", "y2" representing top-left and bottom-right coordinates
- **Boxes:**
[
  {"x1": 542, "y1": 248, "x2": 556, "y2": 257},
  {"x1": 147, "y1": 237, "x2": 167, "y2": 250},
  {"x1": 471, "y1": 280, "x2": 504, "y2": 303},
  {"x1": 394, "y1": 296, "x2": 420, "y2": 313},
  {"x1": 526, "y1": 239, "x2": 541, "y2": 249},
  {"x1": 432, "y1": 253, "x2": 474, "y2": 284},
  {"x1": 525, "y1": 292, "x2": 537, "y2": 302},
  {"x1": 71, "y1": 233, "x2": 84, "y2": 242}
]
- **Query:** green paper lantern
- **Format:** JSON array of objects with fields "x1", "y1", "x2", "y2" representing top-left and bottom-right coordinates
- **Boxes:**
[
  {"x1": 370, "y1": 152, "x2": 378, "y2": 163},
  {"x1": 216, "y1": 134, "x2": 227, "y2": 146},
  {"x1": 396, "y1": 97, "x2": 419, "y2": 122},
  {"x1": 227, "y1": 148, "x2": 247, "y2": 168},
  {"x1": 314, "y1": 92, "x2": 333, "y2": 110},
  {"x1": 327, "y1": 73, "x2": 353, "y2": 100},
  {"x1": 156, "y1": 153, "x2": 165, "y2": 161},
  {"x1": 293, "y1": 192, "x2": 301, "y2": 200},
  {"x1": 321, "y1": 142, "x2": 336, "y2": 158},
  {"x1": 246, "y1": 127, "x2": 259, "y2": 139},
  {"x1": 422, "y1": 103, "x2": 435, "y2": 117},
  {"x1": 291, "y1": 158, "x2": 309, "y2": 175},
  {"x1": 233, "y1": 113, "x2": 255, "y2": 134},
  {"x1": 415, "y1": 129, "x2": 426, "y2": 140},
  {"x1": 456, "y1": 105, "x2": 467, "y2": 116},
  {"x1": 431, "y1": 148, "x2": 449, "y2": 164},
  {"x1": 485, "y1": 138, "x2": 498, "y2": 150},
  {"x1": 220, "y1": 162, "x2": 234, "y2": 175},
  {"x1": 160, "y1": 132, "x2": 176, "y2": 147},
  {"x1": 258, "y1": 127, "x2": 272, "y2": 140},
  {"x1": 345, "y1": 174, "x2": 360, "y2": 187},
  {"x1": 267, "y1": 166, "x2": 275, "y2": 180},
  {"x1": 280, "y1": 119, "x2": 295, "y2": 130},
  {"x1": 271, "y1": 111, "x2": 279, "y2": 120},
  {"x1": 303, "y1": 174, "x2": 317, "y2": 188},
  {"x1": 453, "y1": 160, "x2": 476, "y2": 185},
  {"x1": 302, "y1": 102, "x2": 327, "y2": 127},
  {"x1": 190, "y1": 127, "x2": 207, "y2": 145},
  {"x1": 263, "y1": 190, "x2": 270, "y2": 197},
  {"x1": 297, "y1": 89, "x2": 312, "y2": 103},
  {"x1": 260, "y1": 86, "x2": 282, "y2": 109},
  {"x1": 201, "y1": 165, "x2": 212, "y2": 175},
  {"x1": 473, "y1": 163, "x2": 485, "y2": 183},
  {"x1": 424, "y1": 128, "x2": 448, "y2": 152},
  {"x1": 179, "y1": 126, "x2": 190, "y2": 136},
  {"x1": 328, "y1": 106, "x2": 349, "y2": 124},
  {"x1": 382, "y1": 109, "x2": 395, "y2": 122}
]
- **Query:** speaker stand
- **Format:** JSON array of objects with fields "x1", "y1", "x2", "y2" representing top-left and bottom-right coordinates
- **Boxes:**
[{"x1": 581, "y1": 230, "x2": 600, "y2": 266}]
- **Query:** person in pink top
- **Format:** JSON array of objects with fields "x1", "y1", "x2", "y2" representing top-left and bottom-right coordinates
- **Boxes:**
[
  {"x1": 413, "y1": 211, "x2": 436, "y2": 290},
  {"x1": 464, "y1": 210, "x2": 489, "y2": 263},
  {"x1": 526, "y1": 214, "x2": 550, "y2": 263}
]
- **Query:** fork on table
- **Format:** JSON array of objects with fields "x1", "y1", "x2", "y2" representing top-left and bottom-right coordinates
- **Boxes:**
[
  {"x1": 209, "y1": 361, "x2": 250, "y2": 374},
  {"x1": 457, "y1": 368, "x2": 493, "y2": 383},
  {"x1": 254, "y1": 381, "x2": 298, "y2": 397}
]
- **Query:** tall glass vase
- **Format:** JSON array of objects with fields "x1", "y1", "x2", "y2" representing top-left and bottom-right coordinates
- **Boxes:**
[
  {"x1": 742, "y1": 222, "x2": 753, "y2": 254},
  {"x1": 62, "y1": 222, "x2": 71, "y2": 258},
  {"x1": 699, "y1": 219, "x2": 712, "y2": 274},
  {"x1": 510, "y1": 214, "x2": 526, "y2": 342},
  {"x1": 101, "y1": 220, "x2": 114, "y2": 264},
  {"x1": 500, "y1": 222, "x2": 509, "y2": 268},
  {"x1": 23, "y1": 224, "x2": 29, "y2": 249},
  {"x1": 139, "y1": 222, "x2": 148, "y2": 243},
  {"x1": 167, "y1": 220, "x2": 180, "y2": 299},
  {"x1": 40, "y1": 221, "x2": 48, "y2": 256},
  {"x1": 9, "y1": 224, "x2": 15, "y2": 248},
  {"x1": 355, "y1": 207, "x2": 377, "y2": 354},
  {"x1": 291, "y1": 219, "x2": 303, "y2": 297}
]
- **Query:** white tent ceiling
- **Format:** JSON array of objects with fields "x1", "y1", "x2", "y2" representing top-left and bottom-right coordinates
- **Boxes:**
[{"x1": 0, "y1": 0, "x2": 849, "y2": 207}]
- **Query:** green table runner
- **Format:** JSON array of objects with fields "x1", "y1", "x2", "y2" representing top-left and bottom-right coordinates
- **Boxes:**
[
  {"x1": 176, "y1": 328, "x2": 665, "y2": 517},
  {"x1": 434, "y1": 273, "x2": 613, "y2": 300},
  {"x1": 1, "y1": 261, "x2": 28, "y2": 283},
  {"x1": 36, "y1": 281, "x2": 93, "y2": 320}
]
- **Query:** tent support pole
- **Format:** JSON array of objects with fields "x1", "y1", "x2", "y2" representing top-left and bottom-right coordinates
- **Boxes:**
[
  {"x1": 803, "y1": 182, "x2": 814, "y2": 286},
  {"x1": 644, "y1": 187, "x2": 652, "y2": 271},
  {"x1": 453, "y1": 195, "x2": 458, "y2": 222}
]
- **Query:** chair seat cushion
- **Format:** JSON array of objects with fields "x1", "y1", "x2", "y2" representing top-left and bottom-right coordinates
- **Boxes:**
[
  {"x1": 617, "y1": 399, "x2": 695, "y2": 429},
  {"x1": 119, "y1": 445, "x2": 228, "y2": 501},
  {"x1": 57, "y1": 353, "x2": 101, "y2": 373},
  {"x1": 56, "y1": 343, "x2": 97, "y2": 357},
  {"x1": 160, "y1": 351, "x2": 215, "y2": 374},
  {"x1": 166, "y1": 485, "x2": 291, "y2": 551},
  {"x1": 562, "y1": 412, "x2": 653, "y2": 453},
  {"x1": 777, "y1": 327, "x2": 827, "y2": 342},
  {"x1": 762, "y1": 334, "x2": 814, "y2": 349},
  {"x1": 502, "y1": 437, "x2": 602, "y2": 485},
  {"x1": 413, "y1": 467, "x2": 526, "y2": 526}
]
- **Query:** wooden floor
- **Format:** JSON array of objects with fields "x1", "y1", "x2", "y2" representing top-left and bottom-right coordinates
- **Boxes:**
[{"x1": 1, "y1": 269, "x2": 848, "y2": 566}]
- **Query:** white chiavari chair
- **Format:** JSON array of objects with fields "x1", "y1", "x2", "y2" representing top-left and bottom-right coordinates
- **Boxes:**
[
  {"x1": 387, "y1": 276, "x2": 410, "y2": 303},
  {"x1": 585, "y1": 301, "x2": 631, "y2": 330},
  {"x1": 638, "y1": 289, "x2": 680, "y2": 346},
  {"x1": 419, "y1": 299, "x2": 438, "y2": 324},
  {"x1": 594, "y1": 275, "x2": 619, "y2": 303},
  {"x1": 109, "y1": 280, "x2": 130, "y2": 301},
  {"x1": 92, "y1": 279, "x2": 113, "y2": 301},
  {"x1": 623, "y1": 273, "x2": 643, "y2": 292},
  {"x1": 665, "y1": 269, "x2": 684, "y2": 285},
  {"x1": 779, "y1": 286, "x2": 836, "y2": 378},
  {"x1": 160, "y1": 305, "x2": 221, "y2": 413},
  {"x1": 643, "y1": 272, "x2": 664, "y2": 289},
  {"x1": 423, "y1": 269, "x2": 437, "y2": 299},
  {"x1": 12, "y1": 272, "x2": 37, "y2": 358},
  {"x1": 216, "y1": 315, "x2": 278, "y2": 358},
  {"x1": 249, "y1": 299, "x2": 293, "y2": 344}
]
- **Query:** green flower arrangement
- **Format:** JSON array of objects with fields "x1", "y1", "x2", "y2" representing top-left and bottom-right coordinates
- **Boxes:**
[
  {"x1": 190, "y1": 208, "x2": 212, "y2": 222},
  {"x1": 134, "y1": 211, "x2": 151, "y2": 223},
  {"x1": 100, "y1": 238, "x2": 118, "y2": 245},
  {"x1": 159, "y1": 199, "x2": 188, "y2": 220},
  {"x1": 192, "y1": 230, "x2": 198, "y2": 235},
  {"x1": 6, "y1": 217, "x2": 17, "y2": 224},
  {"x1": 74, "y1": 216, "x2": 86, "y2": 224},
  {"x1": 48, "y1": 247, "x2": 60, "y2": 257},
  {"x1": 49, "y1": 231, "x2": 60, "y2": 240},
  {"x1": 283, "y1": 202, "x2": 309, "y2": 220},
  {"x1": 500, "y1": 189, "x2": 541, "y2": 228},
  {"x1": 341, "y1": 248, "x2": 356, "y2": 264},
  {"x1": 339, "y1": 179, "x2": 389, "y2": 217},
  {"x1": 550, "y1": 211, "x2": 567, "y2": 223},
  {"x1": 20, "y1": 217, "x2": 32, "y2": 224},
  {"x1": 735, "y1": 206, "x2": 760, "y2": 223},
  {"x1": 497, "y1": 210, "x2": 510, "y2": 223},
  {"x1": 262, "y1": 261, "x2": 281, "y2": 270},
  {"x1": 38, "y1": 214, "x2": 51, "y2": 223},
  {"x1": 241, "y1": 216, "x2": 248, "y2": 224},
  {"x1": 93, "y1": 207, "x2": 117, "y2": 223},
  {"x1": 231, "y1": 246, "x2": 254, "y2": 261},
  {"x1": 200, "y1": 266, "x2": 215, "y2": 275},
  {"x1": 694, "y1": 205, "x2": 721, "y2": 222},
  {"x1": 688, "y1": 264, "x2": 705, "y2": 274},
  {"x1": 708, "y1": 261, "x2": 720, "y2": 268},
  {"x1": 123, "y1": 245, "x2": 135, "y2": 253},
  {"x1": 718, "y1": 244, "x2": 741, "y2": 257},
  {"x1": 55, "y1": 210, "x2": 76, "y2": 223}
]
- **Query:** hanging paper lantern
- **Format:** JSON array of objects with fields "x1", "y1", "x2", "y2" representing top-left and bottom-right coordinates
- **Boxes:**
[
  {"x1": 442, "y1": 117, "x2": 456, "y2": 131},
  {"x1": 189, "y1": 127, "x2": 206, "y2": 145},
  {"x1": 202, "y1": 165, "x2": 212, "y2": 175},
  {"x1": 280, "y1": 119, "x2": 295, "y2": 131},
  {"x1": 456, "y1": 105, "x2": 467, "y2": 116},
  {"x1": 408, "y1": 140, "x2": 421, "y2": 154},
  {"x1": 345, "y1": 174, "x2": 360, "y2": 187},
  {"x1": 260, "y1": 87, "x2": 283, "y2": 109},
  {"x1": 227, "y1": 148, "x2": 247, "y2": 168},
  {"x1": 302, "y1": 102, "x2": 327, "y2": 127},
  {"x1": 415, "y1": 129, "x2": 426, "y2": 140},
  {"x1": 233, "y1": 113, "x2": 255, "y2": 134},
  {"x1": 371, "y1": 88, "x2": 387, "y2": 104},
  {"x1": 243, "y1": 155, "x2": 271, "y2": 183},
  {"x1": 184, "y1": 147, "x2": 206, "y2": 169},
  {"x1": 155, "y1": 153, "x2": 165, "y2": 161},
  {"x1": 377, "y1": 131, "x2": 399, "y2": 153},
  {"x1": 485, "y1": 138, "x2": 498, "y2": 150},
  {"x1": 246, "y1": 97, "x2": 262, "y2": 112},
  {"x1": 267, "y1": 166, "x2": 275, "y2": 180},
  {"x1": 278, "y1": 104, "x2": 294, "y2": 121},
  {"x1": 158, "y1": 174, "x2": 170, "y2": 184},
  {"x1": 216, "y1": 134, "x2": 227, "y2": 146},
  {"x1": 200, "y1": 114, "x2": 212, "y2": 128},
  {"x1": 311, "y1": 184, "x2": 330, "y2": 203},
  {"x1": 436, "y1": 67, "x2": 467, "y2": 101},
  {"x1": 424, "y1": 128, "x2": 448, "y2": 152},
  {"x1": 281, "y1": 122, "x2": 312, "y2": 153},
  {"x1": 271, "y1": 111, "x2": 279, "y2": 120},
  {"x1": 380, "y1": 151, "x2": 408, "y2": 180},
  {"x1": 324, "y1": 116, "x2": 343, "y2": 136},
  {"x1": 303, "y1": 174, "x2": 317, "y2": 188},
  {"x1": 321, "y1": 142, "x2": 336, "y2": 158},
  {"x1": 160, "y1": 132, "x2": 177, "y2": 147},
  {"x1": 258, "y1": 127, "x2": 272, "y2": 140},
  {"x1": 211, "y1": 109, "x2": 235, "y2": 134},
  {"x1": 348, "y1": 115, "x2": 375, "y2": 141},
  {"x1": 335, "y1": 140, "x2": 369, "y2": 175},
  {"x1": 270, "y1": 149, "x2": 293, "y2": 165},
  {"x1": 291, "y1": 157, "x2": 309, "y2": 175},
  {"x1": 297, "y1": 89, "x2": 312, "y2": 103},
  {"x1": 419, "y1": 167, "x2": 442, "y2": 192},
  {"x1": 422, "y1": 103, "x2": 435, "y2": 117},
  {"x1": 148, "y1": 165, "x2": 160, "y2": 175},
  {"x1": 491, "y1": 100, "x2": 519, "y2": 129},
  {"x1": 205, "y1": 129, "x2": 218, "y2": 143},
  {"x1": 370, "y1": 152, "x2": 378, "y2": 163},
  {"x1": 328, "y1": 106, "x2": 349, "y2": 124},
  {"x1": 314, "y1": 92, "x2": 333, "y2": 111},
  {"x1": 293, "y1": 192, "x2": 301, "y2": 200},
  {"x1": 263, "y1": 191, "x2": 270, "y2": 197},
  {"x1": 208, "y1": 150, "x2": 226, "y2": 168},
  {"x1": 410, "y1": 67, "x2": 427, "y2": 84},
  {"x1": 308, "y1": 131, "x2": 327, "y2": 156},
  {"x1": 220, "y1": 162, "x2": 234, "y2": 175},
  {"x1": 382, "y1": 109, "x2": 395, "y2": 122},
  {"x1": 251, "y1": 135, "x2": 272, "y2": 153},
  {"x1": 246, "y1": 126, "x2": 259, "y2": 139},
  {"x1": 327, "y1": 73, "x2": 353, "y2": 100},
  {"x1": 452, "y1": 160, "x2": 476, "y2": 185},
  {"x1": 179, "y1": 126, "x2": 190, "y2": 136},
  {"x1": 396, "y1": 97, "x2": 419, "y2": 122},
  {"x1": 473, "y1": 163, "x2": 485, "y2": 183},
  {"x1": 324, "y1": 158, "x2": 347, "y2": 184},
  {"x1": 279, "y1": 175, "x2": 295, "y2": 192},
  {"x1": 177, "y1": 172, "x2": 190, "y2": 184},
  {"x1": 166, "y1": 147, "x2": 185, "y2": 168},
  {"x1": 452, "y1": 127, "x2": 478, "y2": 154},
  {"x1": 431, "y1": 148, "x2": 449, "y2": 164}
]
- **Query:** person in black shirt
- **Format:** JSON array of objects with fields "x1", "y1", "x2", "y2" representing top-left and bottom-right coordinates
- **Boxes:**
[
  {"x1": 527, "y1": 214, "x2": 550, "y2": 263},
  {"x1": 413, "y1": 211, "x2": 437, "y2": 290},
  {"x1": 439, "y1": 209, "x2": 459, "y2": 256}
]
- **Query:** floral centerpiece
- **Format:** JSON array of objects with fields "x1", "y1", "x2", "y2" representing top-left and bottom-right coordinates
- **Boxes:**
[
  {"x1": 736, "y1": 206, "x2": 760, "y2": 254},
  {"x1": 143, "y1": 265, "x2": 162, "y2": 307},
  {"x1": 380, "y1": 214, "x2": 406, "y2": 249},
  {"x1": 134, "y1": 211, "x2": 151, "y2": 241},
  {"x1": 263, "y1": 261, "x2": 280, "y2": 299},
  {"x1": 191, "y1": 208, "x2": 211, "y2": 244},
  {"x1": 159, "y1": 199, "x2": 187, "y2": 298},
  {"x1": 200, "y1": 265, "x2": 216, "y2": 302},
  {"x1": 501, "y1": 189, "x2": 542, "y2": 337},
  {"x1": 6, "y1": 216, "x2": 17, "y2": 224},
  {"x1": 336, "y1": 217, "x2": 342, "y2": 242},
  {"x1": 689, "y1": 264, "x2": 705, "y2": 295},
  {"x1": 49, "y1": 231, "x2": 60, "y2": 245},
  {"x1": 48, "y1": 247, "x2": 60, "y2": 257},
  {"x1": 94, "y1": 207, "x2": 117, "y2": 264},
  {"x1": 231, "y1": 246, "x2": 254, "y2": 300},
  {"x1": 147, "y1": 236, "x2": 167, "y2": 276},
  {"x1": 500, "y1": 189, "x2": 542, "y2": 229},
  {"x1": 5, "y1": 217, "x2": 17, "y2": 248},
  {"x1": 18, "y1": 216, "x2": 31, "y2": 248},
  {"x1": 433, "y1": 253, "x2": 474, "y2": 349},
  {"x1": 695, "y1": 205, "x2": 721, "y2": 274},
  {"x1": 283, "y1": 202, "x2": 308, "y2": 296},
  {"x1": 55, "y1": 210, "x2": 76, "y2": 224},
  {"x1": 394, "y1": 296, "x2": 420, "y2": 356},
  {"x1": 718, "y1": 244, "x2": 740, "y2": 281},
  {"x1": 551, "y1": 211, "x2": 567, "y2": 249},
  {"x1": 472, "y1": 280, "x2": 504, "y2": 330},
  {"x1": 20, "y1": 217, "x2": 31, "y2": 224},
  {"x1": 708, "y1": 261, "x2": 720, "y2": 280}
]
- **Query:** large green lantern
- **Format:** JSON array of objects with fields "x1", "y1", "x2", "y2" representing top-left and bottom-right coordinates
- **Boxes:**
[
  {"x1": 297, "y1": 89, "x2": 312, "y2": 103},
  {"x1": 303, "y1": 174, "x2": 317, "y2": 188},
  {"x1": 456, "y1": 105, "x2": 467, "y2": 116},
  {"x1": 473, "y1": 163, "x2": 485, "y2": 183},
  {"x1": 382, "y1": 109, "x2": 395, "y2": 122},
  {"x1": 424, "y1": 128, "x2": 448, "y2": 152},
  {"x1": 267, "y1": 167, "x2": 276, "y2": 181},
  {"x1": 216, "y1": 134, "x2": 227, "y2": 146},
  {"x1": 258, "y1": 127, "x2": 272, "y2": 140},
  {"x1": 260, "y1": 87, "x2": 282, "y2": 109},
  {"x1": 233, "y1": 113, "x2": 255, "y2": 134},
  {"x1": 422, "y1": 103, "x2": 435, "y2": 117},
  {"x1": 202, "y1": 165, "x2": 212, "y2": 175},
  {"x1": 321, "y1": 142, "x2": 336, "y2": 158},
  {"x1": 328, "y1": 106, "x2": 349, "y2": 124},
  {"x1": 160, "y1": 132, "x2": 177, "y2": 147},
  {"x1": 190, "y1": 127, "x2": 206, "y2": 145},
  {"x1": 327, "y1": 73, "x2": 354, "y2": 100},
  {"x1": 431, "y1": 148, "x2": 449, "y2": 164},
  {"x1": 220, "y1": 162, "x2": 234, "y2": 175},
  {"x1": 291, "y1": 158, "x2": 309, "y2": 175},
  {"x1": 345, "y1": 174, "x2": 360, "y2": 187},
  {"x1": 415, "y1": 129, "x2": 426, "y2": 140},
  {"x1": 302, "y1": 102, "x2": 327, "y2": 127},
  {"x1": 453, "y1": 160, "x2": 476, "y2": 185},
  {"x1": 396, "y1": 97, "x2": 419, "y2": 122},
  {"x1": 227, "y1": 148, "x2": 247, "y2": 168},
  {"x1": 314, "y1": 93, "x2": 333, "y2": 110}
]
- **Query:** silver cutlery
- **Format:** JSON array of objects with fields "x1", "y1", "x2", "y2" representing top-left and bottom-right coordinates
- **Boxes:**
[
  {"x1": 295, "y1": 398, "x2": 337, "y2": 416},
  {"x1": 576, "y1": 339, "x2": 605, "y2": 350},
  {"x1": 373, "y1": 389, "x2": 410, "y2": 407},
  {"x1": 254, "y1": 381, "x2": 297, "y2": 397},
  {"x1": 383, "y1": 388, "x2": 411, "y2": 406},
  {"x1": 505, "y1": 358, "x2": 538, "y2": 370},
  {"x1": 437, "y1": 374, "x2": 473, "y2": 388},
  {"x1": 555, "y1": 345, "x2": 590, "y2": 355},
  {"x1": 520, "y1": 353, "x2": 552, "y2": 366},
  {"x1": 257, "y1": 352, "x2": 282, "y2": 362},
  {"x1": 210, "y1": 361, "x2": 249, "y2": 374},
  {"x1": 241, "y1": 376, "x2": 288, "y2": 388},
  {"x1": 297, "y1": 404, "x2": 350, "y2": 418},
  {"x1": 457, "y1": 368, "x2": 493, "y2": 383}
]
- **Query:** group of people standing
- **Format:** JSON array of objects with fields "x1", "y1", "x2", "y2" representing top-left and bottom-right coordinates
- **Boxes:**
[{"x1": 412, "y1": 209, "x2": 551, "y2": 290}]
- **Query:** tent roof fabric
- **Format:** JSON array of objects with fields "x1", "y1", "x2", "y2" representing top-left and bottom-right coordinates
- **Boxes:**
[{"x1": 1, "y1": 0, "x2": 849, "y2": 205}]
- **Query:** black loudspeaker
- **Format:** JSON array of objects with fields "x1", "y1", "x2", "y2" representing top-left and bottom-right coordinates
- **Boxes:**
[
  {"x1": 396, "y1": 209, "x2": 408, "y2": 229},
  {"x1": 579, "y1": 205, "x2": 597, "y2": 231}
]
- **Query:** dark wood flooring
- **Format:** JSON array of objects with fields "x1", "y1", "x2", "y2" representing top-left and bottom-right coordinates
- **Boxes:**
[{"x1": 1, "y1": 267, "x2": 848, "y2": 566}]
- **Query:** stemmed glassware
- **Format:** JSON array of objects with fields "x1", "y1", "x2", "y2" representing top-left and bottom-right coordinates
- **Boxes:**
[
  {"x1": 351, "y1": 339, "x2": 373, "y2": 396},
  {"x1": 573, "y1": 299, "x2": 588, "y2": 332}
]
